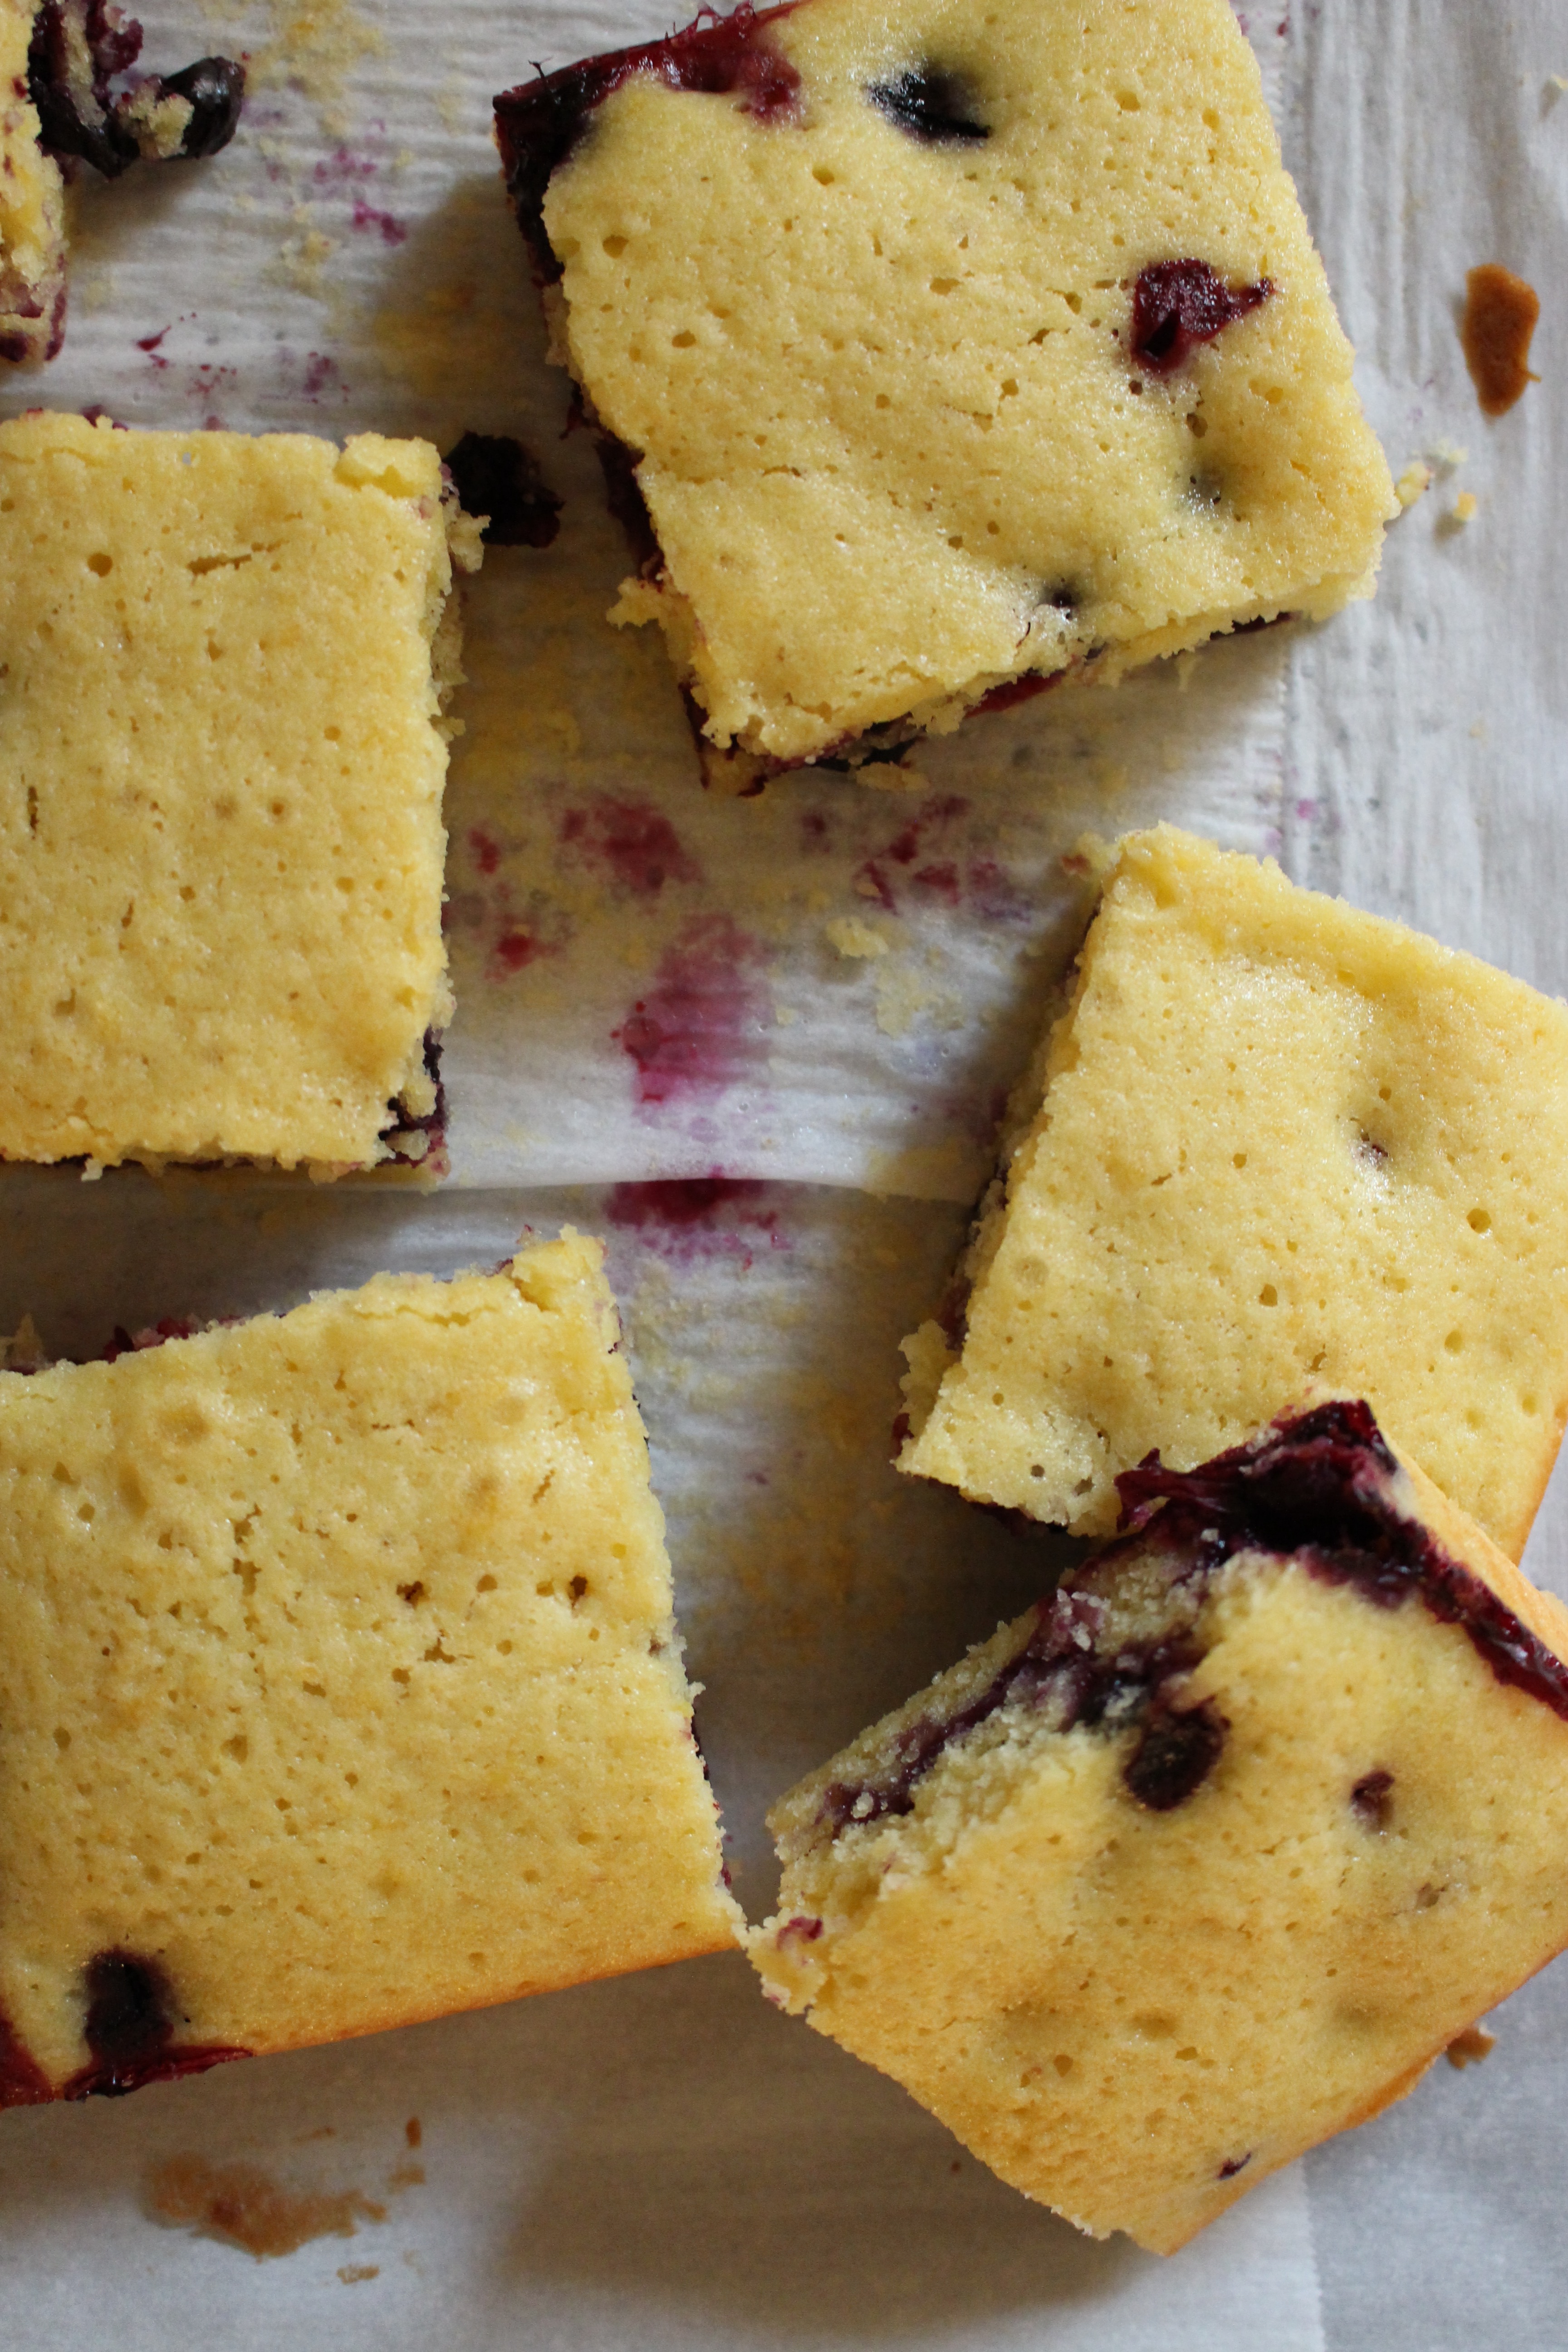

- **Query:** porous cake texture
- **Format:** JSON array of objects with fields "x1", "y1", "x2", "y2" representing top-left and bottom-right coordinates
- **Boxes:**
[
  {"x1": 0, "y1": 1234, "x2": 740, "y2": 2106},
  {"x1": 497, "y1": 0, "x2": 1395, "y2": 787},
  {"x1": 899, "y1": 826, "x2": 1568, "y2": 1562},
  {"x1": 1, "y1": 0, "x2": 66, "y2": 361},
  {"x1": 0, "y1": 414, "x2": 481, "y2": 1173},
  {"x1": 754, "y1": 1401, "x2": 1568, "y2": 2253}
]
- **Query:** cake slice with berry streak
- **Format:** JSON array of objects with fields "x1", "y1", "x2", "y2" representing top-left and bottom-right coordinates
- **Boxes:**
[
  {"x1": 753, "y1": 1399, "x2": 1568, "y2": 2252},
  {"x1": 495, "y1": 0, "x2": 1395, "y2": 790},
  {"x1": 899, "y1": 825, "x2": 1568, "y2": 1563},
  {"x1": 0, "y1": 1235, "x2": 740, "y2": 2107},
  {"x1": 1, "y1": 0, "x2": 243, "y2": 364}
]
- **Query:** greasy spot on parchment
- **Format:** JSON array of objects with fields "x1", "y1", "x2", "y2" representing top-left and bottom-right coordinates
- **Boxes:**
[
  {"x1": 614, "y1": 916, "x2": 769, "y2": 1108},
  {"x1": 146, "y1": 2155, "x2": 388, "y2": 2259}
]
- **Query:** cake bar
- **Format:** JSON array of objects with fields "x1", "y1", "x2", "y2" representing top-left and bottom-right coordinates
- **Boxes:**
[
  {"x1": 0, "y1": 1234, "x2": 740, "y2": 2105},
  {"x1": 899, "y1": 825, "x2": 1568, "y2": 1561},
  {"x1": 0, "y1": 413, "x2": 481, "y2": 1174},
  {"x1": 496, "y1": 0, "x2": 1395, "y2": 789},
  {"x1": 2, "y1": 0, "x2": 242, "y2": 364},
  {"x1": 755, "y1": 1400, "x2": 1568, "y2": 2251}
]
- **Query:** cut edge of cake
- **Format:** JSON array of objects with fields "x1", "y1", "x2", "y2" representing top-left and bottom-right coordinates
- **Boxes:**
[
  {"x1": 0, "y1": 1230, "x2": 743, "y2": 2104},
  {"x1": 752, "y1": 1396, "x2": 1568, "y2": 2250}
]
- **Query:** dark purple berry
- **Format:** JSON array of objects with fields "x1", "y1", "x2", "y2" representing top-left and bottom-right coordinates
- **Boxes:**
[
  {"x1": 867, "y1": 66, "x2": 988, "y2": 143},
  {"x1": 1131, "y1": 260, "x2": 1272, "y2": 374},
  {"x1": 1351, "y1": 1769, "x2": 1393, "y2": 1831},
  {"x1": 443, "y1": 432, "x2": 562, "y2": 549},
  {"x1": 158, "y1": 56, "x2": 245, "y2": 159},
  {"x1": 1123, "y1": 1696, "x2": 1227, "y2": 1811}
]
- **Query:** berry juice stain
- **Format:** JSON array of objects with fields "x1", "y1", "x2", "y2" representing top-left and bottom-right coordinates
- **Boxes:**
[
  {"x1": 615, "y1": 916, "x2": 768, "y2": 1107},
  {"x1": 560, "y1": 798, "x2": 701, "y2": 896}
]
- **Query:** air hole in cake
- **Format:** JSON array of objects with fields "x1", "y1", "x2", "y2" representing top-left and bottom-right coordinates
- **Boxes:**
[
  {"x1": 866, "y1": 66, "x2": 990, "y2": 144},
  {"x1": 1351, "y1": 1768, "x2": 1393, "y2": 1832},
  {"x1": 1130, "y1": 260, "x2": 1272, "y2": 375}
]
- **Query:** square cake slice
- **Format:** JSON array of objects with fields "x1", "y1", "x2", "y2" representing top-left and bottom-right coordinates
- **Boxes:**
[
  {"x1": 898, "y1": 825, "x2": 1568, "y2": 1562},
  {"x1": 0, "y1": 1232, "x2": 740, "y2": 2106},
  {"x1": 2, "y1": 0, "x2": 243, "y2": 364},
  {"x1": 0, "y1": 413, "x2": 483, "y2": 1174},
  {"x1": 496, "y1": 0, "x2": 1395, "y2": 789},
  {"x1": 754, "y1": 1399, "x2": 1568, "y2": 2253}
]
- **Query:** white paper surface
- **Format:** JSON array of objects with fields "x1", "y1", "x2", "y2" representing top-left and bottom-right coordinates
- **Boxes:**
[{"x1": 2, "y1": 0, "x2": 1566, "y2": 2340}]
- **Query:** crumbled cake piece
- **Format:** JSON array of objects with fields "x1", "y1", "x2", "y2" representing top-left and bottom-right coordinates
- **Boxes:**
[
  {"x1": 1, "y1": 0, "x2": 66, "y2": 362},
  {"x1": 898, "y1": 825, "x2": 1568, "y2": 1561},
  {"x1": 2, "y1": 0, "x2": 243, "y2": 364},
  {"x1": 0, "y1": 413, "x2": 482, "y2": 1174},
  {"x1": 0, "y1": 1233, "x2": 740, "y2": 2105},
  {"x1": 496, "y1": 0, "x2": 1395, "y2": 789},
  {"x1": 1460, "y1": 264, "x2": 1540, "y2": 418},
  {"x1": 754, "y1": 1400, "x2": 1568, "y2": 2253}
]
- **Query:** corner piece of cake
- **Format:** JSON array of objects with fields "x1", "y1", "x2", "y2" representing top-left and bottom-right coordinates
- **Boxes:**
[
  {"x1": 2, "y1": 0, "x2": 243, "y2": 364},
  {"x1": 898, "y1": 824, "x2": 1568, "y2": 1563},
  {"x1": 753, "y1": 1398, "x2": 1568, "y2": 2252},
  {"x1": 0, "y1": 413, "x2": 484, "y2": 1176},
  {"x1": 0, "y1": 1232, "x2": 741, "y2": 2106},
  {"x1": 495, "y1": 0, "x2": 1395, "y2": 791}
]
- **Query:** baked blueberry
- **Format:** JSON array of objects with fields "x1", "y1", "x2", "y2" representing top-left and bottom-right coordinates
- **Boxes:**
[
  {"x1": 754, "y1": 1400, "x2": 1568, "y2": 2250},
  {"x1": 496, "y1": 0, "x2": 1394, "y2": 789}
]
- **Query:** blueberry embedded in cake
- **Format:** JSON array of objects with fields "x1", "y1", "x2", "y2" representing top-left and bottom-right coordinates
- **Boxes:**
[
  {"x1": 753, "y1": 1400, "x2": 1568, "y2": 2252},
  {"x1": 495, "y1": 0, "x2": 1395, "y2": 789},
  {"x1": 2, "y1": 0, "x2": 244, "y2": 364},
  {"x1": 0, "y1": 413, "x2": 484, "y2": 1175},
  {"x1": 0, "y1": 1235, "x2": 741, "y2": 2105},
  {"x1": 897, "y1": 824, "x2": 1568, "y2": 1563}
]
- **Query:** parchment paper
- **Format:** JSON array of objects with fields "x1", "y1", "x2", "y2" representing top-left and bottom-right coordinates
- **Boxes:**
[{"x1": 2, "y1": 0, "x2": 1566, "y2": 2341}]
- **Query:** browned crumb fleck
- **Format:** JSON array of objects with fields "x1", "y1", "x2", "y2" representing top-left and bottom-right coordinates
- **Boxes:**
[
  {"x1": 405, "y1": 2116, "x2": 422, "y2": 2150},
  {"x1": 1445, "y1": 2025, "x2": 1497, "y2": 2070},
  {"x1": 1461, "y1": 265, "x2": 1541, "y2": 416},
  {"x1": 338, "y1": 2264, "x2": 381, "y2": 2284},
  {"x1": 387, "y1": 2158, "x2": 426, "y2": 2191},
  {"x1": 146, "y1": 2154, "x2": 387, "y2": 2259}
]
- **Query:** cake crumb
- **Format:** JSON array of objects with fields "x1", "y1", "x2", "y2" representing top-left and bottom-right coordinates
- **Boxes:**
[
  {"x1": 338, "y1": 2264, "x2": 381, "y2": 2284},
  {"x1": 1450, "y1": 491, "x2": 1479, "y2": 525},
  {"x1": 1394, "y1": 460, "x2": 1432, "y2": 511},
  {"x1": 826, "y1": 916, "x2": 893, "y2": 961},
  {"x1": 1428, "y1": 437, "x2": 1470, "y2": 471},
  {"x1": 860, "y1": 763, "x2": 930, "y2": 795},
  {"x1": 147, "y1": 2155, "x2": 387, "y2": 2259},
  {"x1": 1461, "y1": 265, "x2": 1541, "y2": 416},
  {"x1": 1445, "y1": 2025, "x2": 1496, "y2": 2069},
  {"x1": 1, "y1": 1316, "x2": 49, "y2": 1373}
]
